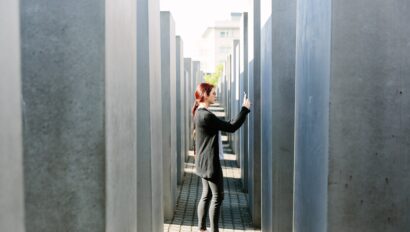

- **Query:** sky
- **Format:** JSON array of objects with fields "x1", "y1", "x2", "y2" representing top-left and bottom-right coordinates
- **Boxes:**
[{"x1": 160, "y1": 0, "x2": 247, "y2": 59}]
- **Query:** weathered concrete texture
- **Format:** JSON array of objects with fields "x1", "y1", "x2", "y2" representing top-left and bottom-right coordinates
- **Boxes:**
[
  {"x1": 21, "y1": 1, "x2": 107, "y2": 231},
  {"x1": 192, "y1": 61, "x2": 202, "y2": 87},
  {"x1": 220, "y1": 62, "x2": 227, "y2": 111},
  {"x1": 239, "y1": 12, "x2": 249, "y2": 192},
  {"x1": 294, "y1": 1, "x2": 341, "y2": 230},
  {"x1": 328, "y1": 1, "x2": 410, "y2": 231},
  {"x1": 260, "y1": 2, "x2": 273, "y2": 230},
  {"x1": 0, "y1": 1, "x2": 25, "y2": 231},
  {"x1": 137, "y1": 0, "x2": 164, "y2": 231},
  {"x1": 294, "y1": 1, "x2": 410, "y2": 232},
  {"x1": 293, "y1": 1, "x2": 330, "y2": 230},
  {"x1": 225, "y1": 54, "x2": 233, "y2": 149},
  {"x1": 232, "y1": 40, "x2": 240, "y2": 163},
  {"x1": 246, "y1": 0, "x2": 262, "y2": 227},
  {"x1": 160, "y1": 11, "x2": 177, "y2": 220},
  {"x1": 224, "y1": 55, "x2": 232, "y2": 120},
  {"x1": 260, "y1": 0, "x2": 296, "y2": 231},
  {"x1": 20, "y1": 1, "x2": 139, "y2": 231},
  {"x1": 184, "y1": 58, "x2": 193, "y2": 153},
  {"x1": 105, "y1": 0, "x2": 138, "y2": 231},
  {"x1": 200, "y1": 71, "x2": 205, "y2": 84},
  {"x1": 176, "y1": 36, "x2": 185, "y2": 185}
]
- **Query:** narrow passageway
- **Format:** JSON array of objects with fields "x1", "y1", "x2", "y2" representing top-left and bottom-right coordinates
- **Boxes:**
[{"x1": 164, "y1": 103, "x2": 260, "y2": 232}]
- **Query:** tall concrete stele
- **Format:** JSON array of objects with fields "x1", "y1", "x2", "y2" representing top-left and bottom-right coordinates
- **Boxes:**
[
  {"x1": 10, "y1": 0, "x2": 156, "y2": 231},
  {"x1": 231, "y1": 40, "x2": 240, "y2": 160},
  {"x1": 224, "y1": 54, "x2": 233, "y2": 148},
  {"x1": 192, "y1": 60, "x2": 202, "y2": 88},
  {"x1": 182, "y1": 57, "x2": 193, "y2": 161},
  {"x1": 239, "y1": 12, "x2": 249, "y2": 193},
  {"x1": 160, "y1": 11, "x2": 178, "y2": 221},
  {"x1": 185, "y1": 58, "x2": 194, "y2": 152},
  {"x1": 0, "y1": 0, "x2": 170, "y2": 231},
  {"x1": 176, "y1": 36, "x2": 186, "y2": 185},
  {"x1": 246, "y1": 0, "x2": 261, "y2": 227},
  {"x1": 0, "y1": 0, "x2": 25, "y2": 231},
  {"x1": 223, "y1": 55, "x2": 230, "y2": 143},
  {"x1": 136, "y1": 0, "x2": 164, "y2": 231},
  {"x1": 260, "y1": 0, "x2": 296, "y2": 231},
  {"x1": 293, "y1": 0, "x2": 410, "y2": 232}
]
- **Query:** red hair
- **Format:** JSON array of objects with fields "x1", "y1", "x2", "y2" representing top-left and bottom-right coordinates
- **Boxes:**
[{"x1": 192, "y1": 83, "x2": 215, "y2": 117}]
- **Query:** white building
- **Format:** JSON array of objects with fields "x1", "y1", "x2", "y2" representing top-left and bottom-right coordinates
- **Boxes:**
[{"x1": 199, "y1": 13, "x2": 241, "y2": 73}]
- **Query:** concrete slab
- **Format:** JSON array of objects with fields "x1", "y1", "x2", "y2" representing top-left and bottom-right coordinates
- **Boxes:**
[
  {"x1": 294, "y1": 1, "x2": 410, "y2": 231},
  {"x1": 21, "y1": 1, "x2": 107, "y2": 231},
  {"x1": 137, "y1": 0, "x2": 164, "y2": 230},
  {"x1": 105, "y1": 0, "x2": 138, "y2": 230},
  {"x1": 232, "y1": 40, "x2": 240, "y2": 163},
  {"x1": 20, "y1": 1, "x2": 140, "y2": 231},
  {"x1": 260, "y1": 0, "x2": 296, "y2": 231},
  {"x1": 176, "y1": 36, "x2": 185, "y2": 185},
  {"x1": 193, "y1": 61, "x2": 202, "y2": 87},
  {"x1": 225, "y1": 55, "x2": 232, "y2": 120},
  {"x1": 246, "y1": 0, "x2": 262, "y2": 226},
  {"x1": 0, "y1": 1, "x2": 25, "y2": 231},
  {"x1": 184, "y1": 58, "x2": 193, "y2": 153},
  {"x1": 260, "y1": 2, "x2": 274, "y2": 230},
  {"x1": 160, "y1": 11, "x2": 178, "y2": 220},
  {"x1": 239, "y1": 12, "x2": 249, "y2": 192}
]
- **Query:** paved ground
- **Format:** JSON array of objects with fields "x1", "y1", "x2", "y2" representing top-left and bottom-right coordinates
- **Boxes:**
[{"x1": 164, "y1": 106, "x2": 260, "y2": 232}]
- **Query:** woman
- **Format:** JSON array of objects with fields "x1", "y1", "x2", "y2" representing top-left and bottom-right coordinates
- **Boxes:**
[{"x1": 192, "y1": 83, "x2": 251, "y2": 232}]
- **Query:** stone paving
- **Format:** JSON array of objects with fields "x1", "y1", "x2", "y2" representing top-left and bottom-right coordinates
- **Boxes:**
[{"x1": 164, "y1": 143, "x2": 260, "y2": 231}]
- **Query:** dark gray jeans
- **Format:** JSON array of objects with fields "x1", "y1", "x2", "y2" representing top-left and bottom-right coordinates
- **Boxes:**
[{"x1": 197, "y1": 174, "x2": 224, "y2": 232}]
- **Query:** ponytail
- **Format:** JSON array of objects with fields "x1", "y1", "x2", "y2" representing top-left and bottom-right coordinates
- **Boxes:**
[{"x1": 192, "y1": 100, "x2": 199, "y2": 118}]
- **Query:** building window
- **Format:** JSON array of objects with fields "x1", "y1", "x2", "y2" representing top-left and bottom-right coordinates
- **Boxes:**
[{"x1": 220, "y1": 31, "x2": 226, "y2": 37}]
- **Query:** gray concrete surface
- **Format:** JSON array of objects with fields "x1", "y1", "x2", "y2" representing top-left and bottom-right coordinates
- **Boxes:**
[
  {"x1": 20, "y1": 1, "x2": 140, "y2": 231},
  {"x1": 0, "y1": 1, "x2": 25, "y2": 231},
  {"x1": 260, "y1": 3, "x2": 273, "y2": 230},
  {"x1": 225, "y1": 54, "x2": 233, "y2": 153},
  {"x1": 270, "y1": 1, "x2": 296, "y2": 231},
  {"x1": 231, "y1": 40, "x2": 240, "y2": 159},
  {"x1": 183, "y1": 78, "x2": 189, "y2": 164},
  {"x1": 176, "y1": 36, "x2": 185, "y2": 185},
  {"x1": 20, "y1": 1, "x2": 107, "y2": 231},
  {"x1": 184, "y1": 58, "x2": 193, "y2": 153},
  {"x1": 137, "y1": 0, "x2": 164, "y2": 230},
  {"x1": 246, "y1": 0, "x2": 262, "y2": 227},
  {"x1": 220, "y1": 62, "x2": 227, "y2": 115},
  {"x1": 225, "y1": 54, "x2": 232, "y2": 122},
  {"x1": 192, "y1": 61, "x2": 202, "y2": 88},
  {"x1": 294, "y1": 1, "x2": 410, "y2": 231},
  {"x1": 239, "y1": 12, "x2": 249, "y2": 192},
  {"x1": 105, "y1": 1, "x2": 138, "y2": 231},
  {"x1": 293, "y1": 0, "x2": 330, "y2": 230},
  {"x1": 327, "y1": 1, "x2": 410, "y2": 231},
  {"x1": 260, "y1": 0, "x2": 296, "y2": 231},
  {"x1": 160, "y1": 11, "x2": 178, "y2": 220}
]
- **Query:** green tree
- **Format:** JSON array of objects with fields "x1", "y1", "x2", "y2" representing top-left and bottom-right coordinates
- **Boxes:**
[{"x1": 204, "y1": 64, "x2": 224, "y2": 86}]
